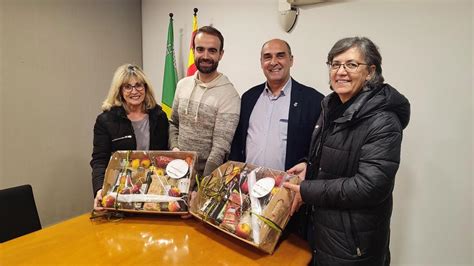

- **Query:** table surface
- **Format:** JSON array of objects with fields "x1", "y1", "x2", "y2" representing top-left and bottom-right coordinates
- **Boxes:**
[{"x1": 0, "y1": 213, "x2": 311, "y2": 265}]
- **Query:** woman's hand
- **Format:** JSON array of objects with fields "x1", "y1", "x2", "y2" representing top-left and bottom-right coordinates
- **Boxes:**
[
  {"x1": 172, "y1": 147, "x2": 180, "y2": 152},
  {"x1": 93, "y1": 189, "x2": 105, "y2": 211},
  {"x1": 284, "y1": 162, "x2": 308, "y2": 216},
  {"x1": 283, "y1": 182, "x2": 303, "y2": 216},
  {"x1": 287, "y1": 162, "x2": 307, "y2": 181}
]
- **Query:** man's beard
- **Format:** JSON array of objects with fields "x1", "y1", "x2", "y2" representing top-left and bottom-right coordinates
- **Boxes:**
[{"x1": 196, "y1": 58, "x2": 219, "y2": 74}]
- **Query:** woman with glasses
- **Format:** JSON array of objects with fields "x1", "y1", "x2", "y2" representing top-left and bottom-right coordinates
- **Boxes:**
[
  {"x1": 284, "y1": 37, "x2": 410, "y2": 265},
  {"x1": 91, "y1": 64, "x2": 169, "y2": 209}
]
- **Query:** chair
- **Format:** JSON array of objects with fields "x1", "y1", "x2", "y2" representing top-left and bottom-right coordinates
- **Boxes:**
[{"x1": 0, "y1": 184, "x2": 42, "y2": 242}]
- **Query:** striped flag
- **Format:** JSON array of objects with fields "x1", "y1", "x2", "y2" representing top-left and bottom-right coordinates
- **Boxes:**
[
  {"x1": 161, "y1": 13, "x2": 178, "y2": 119},
  {"x1": 186, "y1": 8, "x2": 198, "y2": 76}
]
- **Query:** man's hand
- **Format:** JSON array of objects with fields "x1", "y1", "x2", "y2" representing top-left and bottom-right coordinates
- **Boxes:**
[
  {"x1": 283, "y1": 182, "x2": 304, "y2": 216},
  {"x1": 287, "y1": 162, "x2": 307, "y2": 181}
]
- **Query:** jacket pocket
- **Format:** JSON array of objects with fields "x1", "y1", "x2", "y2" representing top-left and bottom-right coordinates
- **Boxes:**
[
  {"x1": 279, "y1": 119, "x2": 288, "y2": 141},
  {"x1": 341, "y1": 211, "x2": 362, "y2": 258}
]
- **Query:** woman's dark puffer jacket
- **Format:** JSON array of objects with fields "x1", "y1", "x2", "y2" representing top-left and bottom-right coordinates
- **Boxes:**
[
  {"x1": 300, "y1": 84, "x2": 410, "y2": 265},
  {"x1": 90, "y1": 105, "x2": 169, "y2": 196}
]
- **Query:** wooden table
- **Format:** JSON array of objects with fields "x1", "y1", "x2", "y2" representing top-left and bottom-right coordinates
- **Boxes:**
[{"x1": 0, "y1": 213, "x2": 311, "y2": 265}]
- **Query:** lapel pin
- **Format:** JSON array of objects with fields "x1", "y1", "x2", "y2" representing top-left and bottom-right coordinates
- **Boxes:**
[{"x1": 293, "y1": 102, "x2": 298, "y2": 107}]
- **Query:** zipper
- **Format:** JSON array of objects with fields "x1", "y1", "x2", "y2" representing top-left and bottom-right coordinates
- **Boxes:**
[
  {"x1": 310, "y1": 106, "x2": 327, "y2": 177},
  {"x1": 112, "y1": 135, "x2": 132, "y2": 142},
  {"x1": 318, "y1": 101, "x2": 363, "y2": 257},
  {"x1": 309, "y1": 107, "x2": 326, "y2": 168}
]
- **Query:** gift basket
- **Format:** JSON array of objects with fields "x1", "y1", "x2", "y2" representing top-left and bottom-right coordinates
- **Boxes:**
[
  {"x1": 190, "y1": 161, "x2": 299, "y2": 254},
  {"x1": 100, "y1": 150, "x2": 197, "y2": 214}
]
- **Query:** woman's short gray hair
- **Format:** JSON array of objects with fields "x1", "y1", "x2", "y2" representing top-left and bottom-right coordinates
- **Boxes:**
[{"x1": 327, "y1": 37, "x2": 384, "y2": 88}]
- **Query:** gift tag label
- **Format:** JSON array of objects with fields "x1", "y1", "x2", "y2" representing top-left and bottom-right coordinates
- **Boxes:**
[
  {"x1": 166, "y1": 159, "x2": 189, "y2": 179},
  {"x1": 251, "y1": 177, "x2": 275, "y2": 198},
  {"x1": 178, "y1": 178, "x2": 190, "y2": 193}
]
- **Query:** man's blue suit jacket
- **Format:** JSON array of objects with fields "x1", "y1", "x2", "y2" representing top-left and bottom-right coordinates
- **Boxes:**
[{"x1": 229, "y1": 78, "x2": 324, "y2": 170}]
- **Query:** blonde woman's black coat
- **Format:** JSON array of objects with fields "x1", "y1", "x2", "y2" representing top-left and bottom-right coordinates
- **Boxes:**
[{"x1": 90, "y1": 106, "x2": 169, "y2": 196}]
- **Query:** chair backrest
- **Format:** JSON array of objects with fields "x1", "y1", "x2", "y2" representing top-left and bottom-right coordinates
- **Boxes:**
[{"x1": 0, "y1": 184, "x2": 42, "y2": 242}]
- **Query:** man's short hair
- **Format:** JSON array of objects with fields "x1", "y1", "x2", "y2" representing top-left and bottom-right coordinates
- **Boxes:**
[
  {"x1": 193, "y1": 26, "x2": 224, "y2": 51},
  {"x1": 261, "y1": 39, "x2": 292, "y2": 56}
]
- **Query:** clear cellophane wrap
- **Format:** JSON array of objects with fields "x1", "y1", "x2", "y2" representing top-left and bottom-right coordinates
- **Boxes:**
[
  {"x1": 101, "y1": 150, "x2": 197, "y2": 215},
  {"x1": 190, "y1": 161, "x2": 299, "y2": 254}
]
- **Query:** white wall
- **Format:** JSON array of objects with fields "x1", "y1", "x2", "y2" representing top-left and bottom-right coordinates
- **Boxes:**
[
  {"x1": 143, "y1": 0, "x2": 473, "y2": 265},
  {"x1": 0, "y1": 0, "x2": 143, "y2": 226}
]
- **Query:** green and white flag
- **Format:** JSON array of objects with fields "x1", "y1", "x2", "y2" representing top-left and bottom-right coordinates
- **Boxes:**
[{"x1": 162, "y1": 14, "x2": 178, "y2": 119}]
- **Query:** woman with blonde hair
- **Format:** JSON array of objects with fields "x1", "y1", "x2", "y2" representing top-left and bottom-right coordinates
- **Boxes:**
[{"x1": 91, "y1": 64, "x2": 169, "y2": 209}]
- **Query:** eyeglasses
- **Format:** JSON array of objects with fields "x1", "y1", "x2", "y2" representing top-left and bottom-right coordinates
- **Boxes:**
[
  {"x1": 327, "y1": 61, "x2": 367, "y2": 73},
  {"x1": 122, "y1": 83, "x2": 145, "y2": 92}
]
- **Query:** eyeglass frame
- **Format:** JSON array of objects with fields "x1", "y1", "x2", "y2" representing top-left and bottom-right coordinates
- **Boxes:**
[
  {"x1": 326, "y1": 61, "x2": 368, "y2": 73},
  {"x1": 121, "y1": 82, "x2": 145, "y2": 92}
]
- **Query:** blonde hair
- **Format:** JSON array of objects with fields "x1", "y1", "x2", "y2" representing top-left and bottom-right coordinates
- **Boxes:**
[{"x1": 101, "y1": 64, "x2": 157, "y2": 112}]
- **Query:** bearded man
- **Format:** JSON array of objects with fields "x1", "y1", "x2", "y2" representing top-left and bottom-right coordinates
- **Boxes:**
[{"x1": 169, "y1": 26, "x2": 240, "y2": 177}]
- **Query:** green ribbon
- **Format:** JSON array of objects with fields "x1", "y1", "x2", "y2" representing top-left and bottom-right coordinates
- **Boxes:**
[
  {"x1": 196, "y1": 174, "x2": 201, "y2": 191},
  {"x1": 250, "y1": 212, "x2": 282, "y2": 233}
]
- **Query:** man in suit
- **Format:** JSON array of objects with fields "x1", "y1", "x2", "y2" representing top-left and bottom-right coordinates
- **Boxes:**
[{"x1": 229, "y1": 39, "x2": 324, "y2": 171}]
